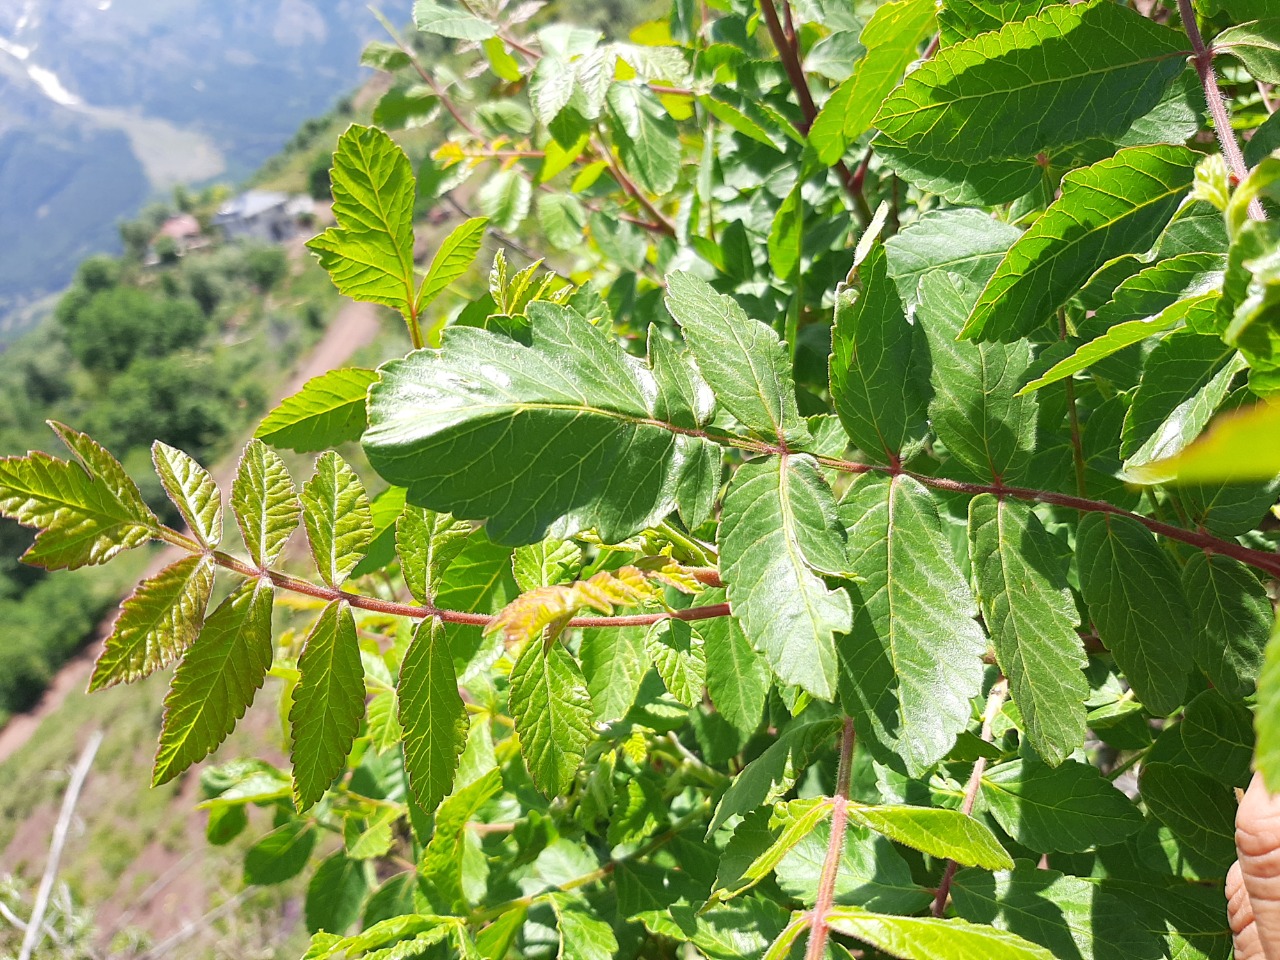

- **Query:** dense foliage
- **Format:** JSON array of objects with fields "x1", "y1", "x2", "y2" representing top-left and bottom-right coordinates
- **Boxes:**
[
  {"x1": 0, "y1": 222, "x2": 314, "y2": 723},
  {"x1": 5, "y1": 0, "x2": 1280, "y2": 957}
]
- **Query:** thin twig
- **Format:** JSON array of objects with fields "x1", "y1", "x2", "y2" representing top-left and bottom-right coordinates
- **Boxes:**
[
  {"x1": 18, "y1": 730, "x2": 102, "y2": 960},
  {"x1": 932, "y1": 680, "x2": 1007, "y2": 917},
  {"x1": 1178, "y1": 0, "x2": 1265, "y2": 218},
  {"x1": 805, "y1": 716, "x2": 856, "y2": 960}
]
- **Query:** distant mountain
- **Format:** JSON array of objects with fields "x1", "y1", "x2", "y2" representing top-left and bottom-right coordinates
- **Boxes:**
[{"x1": 0, "y1": 0, "x2": 385, "y2": 336}]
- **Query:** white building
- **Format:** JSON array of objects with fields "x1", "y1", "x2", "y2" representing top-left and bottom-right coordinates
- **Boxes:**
[{"x1": 213, "y1": 191, "x2": 313, "y2": 243}]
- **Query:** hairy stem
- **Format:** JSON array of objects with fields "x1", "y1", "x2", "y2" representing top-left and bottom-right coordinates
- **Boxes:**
[
  {"x1": 1177, "y1": 0, "x2": 1266, "y2": 218},
  {"x1": 932, "y1": 678, "x2": 1008, "y2": 917},
  {"x1": 804, "y1": 716, "x2": 856, "y2": 960}
]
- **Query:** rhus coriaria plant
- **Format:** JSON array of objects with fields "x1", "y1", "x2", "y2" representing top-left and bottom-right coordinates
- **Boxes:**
[{"x1": 5, "y1": 0, "x2": 1280, "y2": 956}]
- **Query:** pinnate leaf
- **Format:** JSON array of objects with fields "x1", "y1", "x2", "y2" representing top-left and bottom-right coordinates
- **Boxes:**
[
  {"x1": 825, "y1": 905, "x2": 1055, "y2": 960},
  {"x1": 830, "y1": 243, "x2": 931, "y2": 465},
  {"x1": 968, "y1": 496, "x2": 1086, "y2": 765},
  {"x1": 1140, "y1": 762, "x2": 1237, "y2": 868},
  {"x1": 839, "y1": 475, "x2": 987, "y2": 774},
  {"x1": 509, "y1": 641, "x2": 593, "y2": 795},
  {"x1": 398, "y1": 619, "x2": 468, "y2": 815},
  {"x1": 305, "y1": 851, "x2": 369, "y2": 935},
  {"x1": 231, "y1": 439, "x2": 301, "y2": 568},
  {"x1": 1183, "y1": 552, "x2": 1273, "y2": 699},
  {"x1": 961, "y1": 146, "x2": 1198, "y2": 342},
  {"x1": 512, "y1": 537, "x2": 581, "y2": 592},
  {"x1": 290, "y1": 600, "x2": 366, "y2": 810},
  {"x1": 254, "y1": 368, "x2": 379, "y2": 454},
  {"x1": 488, "y1": 566, "x2": 668, "y2": 647},
  {"x1": 244, "y1": 819, "x2": 317, "y2": 886},
  {"x1": 873, "y1": 3, "x2": 1187, "y2": 165},
  {"x1": 307, "y1": 125, "x2": 417, "y2": 315},
  {"x1": 937, "y1": 0, "x2": 1053, "y2": 45},
  {"x1": 549, "y1": 893, "x2": 619, "y2": 960},
  {"x1": 665, "y1": 272, "x2": 809, "y2": 445},
  {"x1": 0, "y1": 425, "x2": 157, "y2": 570},
  {"x1": 979, "y1": 758, "x2": 1144, "y2": 853},
  {"x1": 717, "y1": 455, "x2": 852, "y2": 701},
  {"x1": 645, "y1": 618, "x2": 706, "y2": 707},
  {"x1": 413, "y1": 0, "x2": 495, "y2": 40},
  {"x1": 301, "y1": 452, "x2": 373, "y2": 588},
  {"x1": 809, "y1": 0, "x2": 936, "y2": 165},
  {"x1": 154, "y1": 580, "x2": 275, "y2": 785},
  {"x1": 418, "y1": 217, "x2": 488, "y2": 313},
  {"x1": 579, "y1": 625, "x2": 647, "y2": 723},
  {"x1": 364, "y1": 301, "x2": 717, "y2": 545},
  {"x1": 917, "y1": 272, "x2": 1037, "y2": 482},
  {"x1": 696, "y1": 590, "x2": 770, "y2": 737},
  {"x1": 606, "y1": 83, "x2": 680, "y2": 195},
  {"x1": 152, "y1": 441, "x2": 222, "y2": 547},
  {"x1": 397, "y1": 505, "x2": 472, "y2": 603},
  {"x1": 951, "y1": 863, "x2": 1164, "y2": 960},
  {"x1": 90, "y1": 554, "x2": 215, "y2": 692},
  {"x1": 349, "y1": 485, "x2": 407, "y2": 579},
  {"x1": 847, "y1": 804, "x2": 1012, "y2": 870},
  {"x1": 1077, "y1": 513, "x2": 1193, "y2": 715}
]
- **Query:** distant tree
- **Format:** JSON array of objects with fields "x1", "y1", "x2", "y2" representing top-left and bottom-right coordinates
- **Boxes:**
[
  {"x1": 154, "y1": 235, "x2": 181, "y2": 265},
  {"x1": 59, "y1": 287, "x2": 207, "y2": 372},
  {"x1": 241, "y1": 243, "x2": 289, "y2": 291},
  {"x1": 308, "y1": 150, "x2": 333, "y2": 200}
]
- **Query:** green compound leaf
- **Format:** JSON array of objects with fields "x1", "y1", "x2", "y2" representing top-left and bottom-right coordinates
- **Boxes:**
[
  {"x1": 776, "y1": 818, "x2": 931, "y2": 914},
  {"x1": 512, "y1": 537, "x2": 581, "y2": 592},
  {"x1": 1121, "y1": 332, "x2": 1242, "y2": 469},
  {"x1": 549, "y1": 893, "x2": 620, "y2": 960},
  {"x1": 1255, "y1": 616, "x2": 1280, "y2": 792},
  {"x1": 645, "y1": 618, "x2": 706, "y2": 707},
  {"x1": 255, "y1": 368, "x2": 380, "y2": 454},
  {"x1": 968, "y1": 496, "x2": 1086, "y2": 766},
  {"x1": 396, "y1": 505, "x2": 472, "y2": 603},
  {"x1": 917, "y1": 272, "x2": 1037, "y2": 483},
  {"x1": 717, "y1": 455, "x2": 852, "y2": 701},
  {"x1": 980, "y1": 758, "x2": 1144, "y2": 854},
  {"x1": 1017, "y1": 294, "x2": 1216, "y2": 396},
  {"x1": 305, "y1": 851, "x2": 369, "y2": 935},
  {"x1": 244, "y1": 819, "x2": 317, "y2": 886},
  {"x1": 413, "y1": 0, "x2": 495, "y2": 40},
  {"x1": 0, "y1": 425, "x2": 158, "y2": 570},
  {"x1": 1125, "y1": 400, "x2": 1280, "y2": 484},
  {"x1": 300, "y1": 452, "x2": 374, "y2": 588},
  {"x1": 349, "y1": 485, "x2": 407, "y2": 580},
  {"x1": 1140, "y1": 762, "x2": 1237, "y2": 868},
  {"x1": 579, "y1": 624, "x2": 648, "y2": 724},
  {"x1": 364, "y1": 301, "x2": 718, "y2": 545},
  {"x1": 839, "y1": 475, "x2": 987, "y2": 775},
  {"x1": 606, "y1": 83, "x2": 681, "y2": 195},
  {"x1": 696, "y1": 589, "x2": 770, "y2": 737},
  {"x1": 884, "y1": 207, "x2": 1022, "y2": 305},
  {"x1": 290, "y1": 600, "x2": 366, "y2": 811},
  {"x1": 665, "y1": 272, "x2": 809, "y2": 445},
  {"x1": 1214, "y1": 19, "x2": 1280, "y2": 84},
  {"x1": 846, "y1": 803, "x2": 1013, "y2": 870},
  {"x1": 418, "y1": 217, "x2": 489, "y2": 313},
  {"x1": 873, "y1": 3, "x2": 1187, "y2": 165},
  {"x1": 152, "y1": 441, "x2": 222, "y2": 548},
  {"x1": 937, "y1": 0, "x2": 1054, "y2": 45},
  {"x1": 1183, "y1": 552, "x2": 1273, "y2": 699},
  {"x1": 829, "y1": 243, "x2": 931, "y2": 465},
  {"x1": 397, "y1": 619, "x2": 468, "y2": 816},
  {"x1": 961, "y1": 145, "x2": 1198, "y2": 342},
  {"x1": 714, "y1": 799, "x2": 834, "y2": 903},
  {"x1": 307, "y1": 125, "x2": 417, "y2": 315},
  {"x1": 809, "y1": 0, "x2": 937, "y2": 165},
  {"x1": 89, "y1": 554, "x2": 215, "y2": 692},
  {"x1": 509, "y1": 640, "x2": 593, "y2": 796},
  {"x1": 1076, "y1": 513, "x2": 1193, "y2": 715},
  {"x1": 154, "y1": 580, "x2": 275, "y2": 786},
  {"x1": 825, "y1": 904, "x2": 1056, "y2": 960},
  {"x1": 231, "y1": 438, "x2": 301, "y2": 569},
  {"x1": 951, "y1": 863, "x2": 1164, "y2": 960}
]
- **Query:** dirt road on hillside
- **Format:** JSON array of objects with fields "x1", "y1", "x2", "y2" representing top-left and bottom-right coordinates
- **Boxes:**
[{"x1": 0, "y1": 296, "x2": 382, "y2": 764}]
